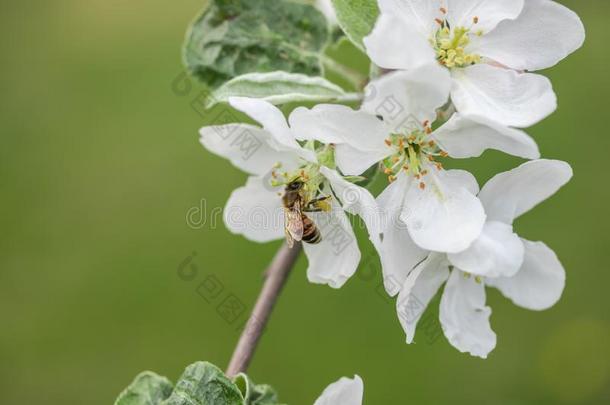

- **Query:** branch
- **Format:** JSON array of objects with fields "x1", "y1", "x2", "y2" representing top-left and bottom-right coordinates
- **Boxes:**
[{"x1": 226, "y1": 242, "x2": 303, "y2": 377}]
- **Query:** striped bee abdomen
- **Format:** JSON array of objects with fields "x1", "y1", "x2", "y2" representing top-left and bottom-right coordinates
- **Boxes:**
[{"x1": 301, "y1": 214, "x2": 321, "y2": 244}]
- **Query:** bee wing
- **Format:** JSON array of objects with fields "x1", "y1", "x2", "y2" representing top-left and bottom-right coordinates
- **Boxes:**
[
  {"x1": 284, "y1": 202, "x2": 304, "y2": 243},
  {"x1": 285, "y1": 229, "x2": 294, "y2": 249}
]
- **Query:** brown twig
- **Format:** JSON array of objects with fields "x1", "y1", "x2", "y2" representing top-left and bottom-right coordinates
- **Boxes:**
[{"x1": 226, "y1": 242, "x2": 302, "y2": 377}]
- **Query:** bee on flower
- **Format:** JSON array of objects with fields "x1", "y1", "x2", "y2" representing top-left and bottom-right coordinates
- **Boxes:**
[{"x1": 200, "y1": 97, "x2": 381, "y2": 288}]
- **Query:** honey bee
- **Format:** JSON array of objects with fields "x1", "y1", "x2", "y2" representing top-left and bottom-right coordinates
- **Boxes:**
[{"x1": 282, "y1": 180, "x2": 331, "y2": 248}]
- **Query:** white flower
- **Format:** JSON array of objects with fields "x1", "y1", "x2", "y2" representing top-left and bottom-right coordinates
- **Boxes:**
[
  {"x1": 199, "y1": 97, "x2": 380, "y2": 289},
  {"x1": 364, "y1": 0, "x2": 585, "y2": 127},
  {"x1": 396, "y1": 159, "x2": 572, "y2": 358},
  {"x1": 290, "y1": 64, "x2": 541, "y2": 294},
  {"x1": 314, "y1": 375, "x2": 363, "y2": 405}
]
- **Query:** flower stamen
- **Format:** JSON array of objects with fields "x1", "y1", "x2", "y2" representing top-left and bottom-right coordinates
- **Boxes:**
[{"x1": 433, "y1": 24, "x2": 481, "y2": 68}]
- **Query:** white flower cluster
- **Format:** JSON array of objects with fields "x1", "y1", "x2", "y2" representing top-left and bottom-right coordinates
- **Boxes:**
[{"x1": 199, "y1": 0, "x2": 584, "y2": 358}]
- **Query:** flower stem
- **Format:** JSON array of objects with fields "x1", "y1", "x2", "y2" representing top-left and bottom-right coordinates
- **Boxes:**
[{"x1": 226, "y1": 242, "x2": 303, "y2": 377}]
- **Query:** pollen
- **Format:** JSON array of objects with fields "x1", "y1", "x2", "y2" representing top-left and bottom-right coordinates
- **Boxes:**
[
  {"x1": 434, "y1": 25, "x2": 481, "y2": 68},
  {"x1": 382, "y1": 129, "x2": 445, "y2": 184}
]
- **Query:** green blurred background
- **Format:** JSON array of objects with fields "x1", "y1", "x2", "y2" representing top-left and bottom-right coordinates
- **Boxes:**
[{"x1": 1, "y1": 0, "x2": 609, "y2": 403}]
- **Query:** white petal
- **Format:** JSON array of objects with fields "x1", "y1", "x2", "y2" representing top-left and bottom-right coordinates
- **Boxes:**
[
  {"x1": 321, "y1": 167, "x2": 382, "y2": 249},
  {"x1": 474, "y1": 0, "x2": 585, "y2": 71},
  {"x1": 440, "y1": 270, "x2": 497, "y2": 358},
  {"x1": 478, "y1": 159, "x2": 573, "y2": 223},
  {"x1": 377, "y1": 0, "x2": 439, "y2": 36},
  {"x1": 486, "y1": 239, "x2": 565, "y2": 311},
  {"x1": 432, "y1": 113, "x2": 540, "y2": 159},
  {"x1": 200, "y1": 124, "x2": 301, "y2": 176},
  {"x1": 448, "y1": 221, "x2": 525, "y2": 278},
  {"x1": 377, "y1": 175, "x2": 428, "y2": 296},
  {"x1": 314, "y1": 375, "x2": 363, "y2": 405},
  {"x1": 335, "y1": 144, "x2": 389, "y2": 176},
  {"x1": 304, "y1": 199, "x2": 361, "y2": 289},
  {"x1": 229, "y1": 97, "x2": 315, "y2": 161},
  {"x1": 362, "y1": 65, "x2": 451, "y2": 132},
  {"x1": 440, "y1": 168, "x2": 480, "y2": 196},
  {"x1": 451, "y1": 65, "x2": 556, "y2": 128},
  {"x1": 397, "y1": 253, "x2": 450, "y2": 343},
  {"x1": 289, "y1": 104, "x2": 388, "y2": 151},
  {"x1": 363, "y1": 13, "x2": 435, "y2": 70},
  {"x1": 447, "y1": 0, "x2": 524, "y2": 34},
  {"x1": 223, "y1": 177, "x2": 284, "y2": 243},
  {"x1": 401, "y1": 169, "x2": 486, "y2": 253}
]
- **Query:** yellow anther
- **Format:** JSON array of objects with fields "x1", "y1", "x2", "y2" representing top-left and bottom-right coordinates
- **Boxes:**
[{"x1": 435, "y1": 25, "x2": 481, "y2": 68}]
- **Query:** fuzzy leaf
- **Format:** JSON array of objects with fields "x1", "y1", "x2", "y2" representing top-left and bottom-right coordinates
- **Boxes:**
[
  {"x1": 184, "y1": 0, "x2": 330, "y2": 88},
  {"x1": 330, "y1": 0, "x2": 379, "y2": 51},
  {"x1": 162, "y1": 362, "x2": 243, "y2": 405},
  {"x1": 207, "y1": 71, "x2": 348, "y2": 107},
  {"x1": 114, "y1": 372, "x2": 173, "y2": 405}
]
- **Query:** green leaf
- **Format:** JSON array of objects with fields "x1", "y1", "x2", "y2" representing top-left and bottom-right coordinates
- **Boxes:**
[
  {"x1": 184, "y1": 0, "x2": 330, "y2": 89},
  {"x1": 207, "y1": 71, "x2": 352, "y2": 107},
  {"x1": 330, "y1": 0, "x2": 379, "y2": 51},
  {"x1": 234, "y1": 373, "x2": 280, "y2": 405},
  {"x1": 114, "y1": 371, "x2": 173, "y2": 405},
  {"x1": 162, "y1": 361, "x2": 243, "y2": 405}
]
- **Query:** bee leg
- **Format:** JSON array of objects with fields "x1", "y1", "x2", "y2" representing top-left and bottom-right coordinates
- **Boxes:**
[{"x1": 304, "y1": 196, "x2": 332, "y2": 212}]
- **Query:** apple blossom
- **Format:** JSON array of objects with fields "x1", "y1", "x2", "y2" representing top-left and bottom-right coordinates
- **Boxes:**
[
  {"x1": 200, "y1": 97, "x2": 380, "y2": 288},
  {"x1": 290, "y1": 63, "x2": 542, "y2": 294},
  {"x1": 363, "y1": 0, "x2": 585, "y2": 127},
  {"x1": 396, "y1": 159, "x2": 572, "y2": 358}
]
